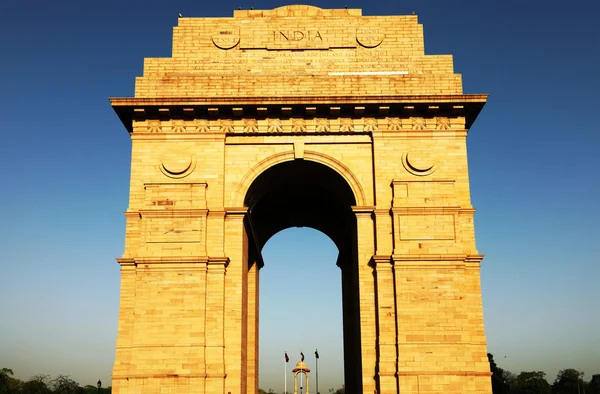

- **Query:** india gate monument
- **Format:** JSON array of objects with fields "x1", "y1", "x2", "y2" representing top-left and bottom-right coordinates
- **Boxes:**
[{"x1": 110, "y1": 5, "x2": 491, "y2": 394}]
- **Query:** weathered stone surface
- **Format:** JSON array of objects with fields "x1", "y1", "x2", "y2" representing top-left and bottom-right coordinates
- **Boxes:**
[{"x1": 110, "y1": 5, "x2": 491, "y2": 394}]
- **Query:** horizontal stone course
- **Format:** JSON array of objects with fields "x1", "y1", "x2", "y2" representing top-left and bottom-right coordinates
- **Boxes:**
[{"x1": 111, "y1": 5, "x2": 490, "y2": 394}]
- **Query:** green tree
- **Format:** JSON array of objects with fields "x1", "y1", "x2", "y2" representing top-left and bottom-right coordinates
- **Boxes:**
[
  {"x1": 21, "y1": 375, "x2": 51, "y2": 394},
  {"x1": 589, "y1": 374, "x2": 600, "y2": 394},
  {"x1": 0, "y1": 368, "x2": 23, "y2": 394},
  {"x1": 50, "y1": 375, "x2": 83, "y2": 394},
  {"x1": 0, "y1": 369, "x2": 14, "y2": 394},
  {"x1": 513, "y1": 371, "x2": 551, "y2": 394},
  {"x1": 552, "y1": 369, "x2": 584, "y2": 394},
  {"x1": 488, "y1": 353, "x2": 511, "y2": 394}
]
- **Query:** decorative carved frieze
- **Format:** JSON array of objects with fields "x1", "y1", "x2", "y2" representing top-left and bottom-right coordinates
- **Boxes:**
[
  {"x1": 220, "y1": 119, "x2": 234, "y2": 133},
  {"x1": 411, "y1": 117, "x2": 426, "y2": 130},
  {"x1": 436, "y1": 117, "x2": 451, "y2": 130},
  {"x1": 387, "y1": 117, "x2": 402, "y2": 131},
  {"x1": 195, "y1": 119, "x2": 210, "y2": 132},
  {"x1": 339, "y1": 118, "x2": 354, "y2": 132},
  {"x1": 134, "y1": 115, "x2": 462, "y2": 134},
  {"x1": 315, "y1": 118, "x2": 331, "y2": 132},
  {"x1": 291, "y1": 119, "x2": 307, "y2": 132},
  {"x1": 243, "y1": 118, "x2": 258, "y2": 132},
  {"x1": 363, "y1": 118, "x2": 378, "y2": 131},
  {"x1": 147, "y1": 120, "x2": 162, "y2": 133},
  {"x1": 267, "y1": 118, "x2": 283, "y2": 133},
  {"x1": 171, "y1": 119, "x2": 186, "y2": 133}
]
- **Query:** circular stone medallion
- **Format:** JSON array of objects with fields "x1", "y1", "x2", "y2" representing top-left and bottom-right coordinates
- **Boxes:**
[
  {"x1": 356, "y1": 27, "x2": 384, "y2": 48},
  {"x1": 212, "y1": 27, "x2": 240, "y2": 50},
  {"x1": 160, "y1": 155, "x2": 195, "y2": 179},
  {"x1": 402, "y1": 152, "x2": 437, "y2": 176}
]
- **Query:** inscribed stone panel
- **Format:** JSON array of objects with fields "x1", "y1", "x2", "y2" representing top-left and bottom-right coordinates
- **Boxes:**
[
  {"x1": 392, "y1": 181, "x2": 457, "y2": 207},
  {"x1": 145, "y1": 217, "x2": 205, "y2": 244},
  {"x1": 144, "y1": 183, "x2": 207, "y2": 210},
  {"x1": 398, "y1": 214, "x2": 455, "y2": 240}
]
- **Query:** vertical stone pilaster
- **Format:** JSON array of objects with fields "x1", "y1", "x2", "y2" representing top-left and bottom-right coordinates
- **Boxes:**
[
  {"x1": 374, "y1": 208, "x2": 394, "y2": 256},
  {"x1": 353, "y1": 207, "x2": 377, "y2": 394},
  {"x1": 204, "y1": 257, "x2": 228, "y2": 394},
  {"x1": 223, "y1": 209, "x2": 249, "y2": 394},
  {"x1": 246, "y1": 260, "x2": 259, "y2": 394},
  {"x1": 112, "y1": 261, "x2": 136, "y2": 393},
  {"x1": 207, "y1": 210, "x2": 226, "y2": 257},
  {"x1": 371, "y1": 255, "x2": 399, "y2": 394},
  {"x1": 122, "y1": 212, "x2": 141, "y2": 258}
]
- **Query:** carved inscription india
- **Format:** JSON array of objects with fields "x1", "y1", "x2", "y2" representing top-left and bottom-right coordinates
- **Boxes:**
[
  {"x1": 213, "y1": 25, "x2": 385, "y2": 49},
  {"x1": 273, "y1": 30, "x2": 323, "y2": 42}
]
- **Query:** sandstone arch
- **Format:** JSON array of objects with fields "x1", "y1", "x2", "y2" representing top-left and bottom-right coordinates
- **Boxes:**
[{"x1": 110, "y1": 6, "x2": 491, "y2": 394}]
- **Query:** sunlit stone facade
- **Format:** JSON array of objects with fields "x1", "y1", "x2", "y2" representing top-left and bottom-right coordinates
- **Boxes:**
[{"x1": 110, "y1": 5, "x2": 491, "y2": 394}]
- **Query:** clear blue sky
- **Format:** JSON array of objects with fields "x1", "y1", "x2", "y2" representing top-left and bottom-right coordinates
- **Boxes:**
[{"x1": 1, "y1": 0, "x2": 598, "y2": 391}]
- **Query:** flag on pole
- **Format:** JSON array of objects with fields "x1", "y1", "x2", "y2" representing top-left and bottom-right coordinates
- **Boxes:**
[
  {"x1": 315, "y1": 349, "x2": 319, "y2": 359},
  {"x1": 285, "y1": 352, "x2": 289, "y2": 363},
  {"x1": 301, "y1": 352, "x2": 304, "y2": 361}
]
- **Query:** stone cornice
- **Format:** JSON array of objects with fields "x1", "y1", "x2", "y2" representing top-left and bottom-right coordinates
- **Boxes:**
[
  {"x1": 138, "y1": 209, "x2": 208, "y2": 218},
  {"x1": 367, "y1": 254, "x2": 485, "y2": 268},
  {"x1": 112, "y1": 373, "x2": 226, "y2": 380},
  {"x1": 396, "y1": 371, "x2": 492, "y2": 377},
  {"x1": 351, "y1": 205, "x2": 376, "y2": 214},
  {"x1": 390, "y1": 254, "x2": 485, "y2": 268},
  {"x1": 393, "y1": 254, "x2": 484, "y2": 261},
  {"x1": 224, "y1": 207, "x2": 249, "y2": 215},
  {"x1": 110, "y1": 94, "x2": 488, "y2": 106},
  {"x1": 116, "y1": 256, "x2": 210, "y2": 266},
  {"x1": 391, "y1": 206, "x2": 476, "y2": 215},
  {"x1": 116, "y1": 256, "x2": 234, "y2": 268},
  {"x1": 110, "y1": 94, "x2": 486, "y2": 133}
]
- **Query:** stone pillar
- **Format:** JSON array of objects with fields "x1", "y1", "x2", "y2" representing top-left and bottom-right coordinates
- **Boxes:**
[
  {"x1": 393, "y1": 255, "x2": 492, "y2": 394},
  {"x1": 223, "y1": 209, "x2": 249, "y2": 394},
  {"x1": 204, "y1": 257, "x2": 228, "y2": 394},
  {"x1": 111, "y1": 260, "x2": 136, "y2": 393},
  {"x1": 246, "y1": 258, "x2": 259, "y2": 394},
  {"x1": 374, "y1": 208, "x2": 394, "y2": 256},
  {"x1": 371, "y1": 255, "x2": 399, "y2": 393},
  {"x1": 353, "y1": 207, "x2": 377, "y2": 394}
]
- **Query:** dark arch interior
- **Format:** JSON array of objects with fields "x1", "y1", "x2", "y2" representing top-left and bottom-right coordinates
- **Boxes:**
[
  {"x1": 245, "y1": 160, "x2": 356, "y2": 251},
  {"x1": 244, "y1": 159, "x2": 362, "y2": 392}
]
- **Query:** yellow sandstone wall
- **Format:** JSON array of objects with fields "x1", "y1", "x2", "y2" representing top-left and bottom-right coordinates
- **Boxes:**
[
  {"x1": 111, "y1": 5, "x2": 491, "y2": 394},
  {"x1": 134, "y1": 7, "x2": 462, "y2": 98}
]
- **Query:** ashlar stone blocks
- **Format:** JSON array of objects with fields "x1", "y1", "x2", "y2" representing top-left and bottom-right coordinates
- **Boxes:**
[{"x1": 110, "y1": 5, "x2": 492, "y2": 394}]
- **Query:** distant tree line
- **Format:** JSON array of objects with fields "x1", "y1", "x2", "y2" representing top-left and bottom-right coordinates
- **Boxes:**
[
  {"x1": 259, "y1": 356, "x2": 600, "y2": 394},
  {"x1": 489, "y1": 354, "x2": 600, "y2": 394},
  {"x1": 0, "y1": 368, "x2": 110, "y2": 394},
  {"x1": 5, "y1": 360, "x2": 599, "y2": 394}
]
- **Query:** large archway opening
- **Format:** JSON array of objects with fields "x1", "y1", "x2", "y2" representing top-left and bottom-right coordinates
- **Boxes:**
[
  {"x1": 244, "y1": 160, "x2": 362, "y2": 393},
  {"x1": 259, "y1": 228, "x2": 343, "y2": 392}
]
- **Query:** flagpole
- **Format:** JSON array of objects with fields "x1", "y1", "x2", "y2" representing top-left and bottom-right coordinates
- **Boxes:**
[
  {"x1": 300, "y1": 351, "x2": 304, "y2": 394},
  {"x1": 315, "y1": 349, "x2": 319, "y2": 394},
  {"x1": 285, "y1": 352, "x2": 288, "y2": 394},
  {"x1": 285, "y1": 359, "x2": 287, "y2": 394}
]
